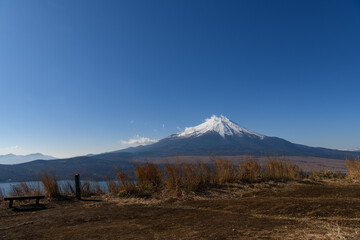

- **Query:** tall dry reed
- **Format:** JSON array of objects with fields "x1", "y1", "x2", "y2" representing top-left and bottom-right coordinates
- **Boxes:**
[
  {"x1": 213, "y1": 159, "x2": 237, "y2": 184},
  {"x1": 135, "y1": 163, "x2": 163, "y2": 189},
  {"x1": 197, "y1": 162, "x2": 212, "y2": 185},
  {"x1": 164, "y1": 164, "x2": 183, "y2": 195},
  {"x1": 239, "y1": 156, "x2": 262, "y2": 182},
  {"x1": 163, "y1": 162, "x2": 214, "y2": 196},
  {"x1": 265, "y1": 157, "x2": 303, "y2": 181},
  {"x1": 346, "y1": 157, "x2": 360, "y2": 179},
  {"x1": 40, "y1": 171, "x2": 60, "y2": 197},
  {"x1": 61, "y1": 180, "x2": 76, "y2": 195},
  {"x1": 107, "y1": 167, "x2": 150, "y2": 197}
]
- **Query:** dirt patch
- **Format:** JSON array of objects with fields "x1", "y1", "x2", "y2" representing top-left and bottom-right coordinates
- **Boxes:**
[{"x1": 1, "y1": 181, "x2": 360, "y2": 239}]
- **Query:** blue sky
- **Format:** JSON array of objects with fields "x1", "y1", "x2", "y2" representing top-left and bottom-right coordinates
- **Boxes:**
[{"x1": 0, "y1": 0, "x2": 359, "y2": 158}]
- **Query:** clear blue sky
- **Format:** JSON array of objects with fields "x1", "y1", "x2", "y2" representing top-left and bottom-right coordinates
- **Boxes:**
[{"x1": 1, "y1": 0, "x2": 359, "y2": 158}]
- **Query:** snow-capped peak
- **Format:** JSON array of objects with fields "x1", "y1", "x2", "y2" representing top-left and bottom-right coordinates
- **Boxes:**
[{"x1": 176, "y1": 115, "x2": 265, "y2": 139}]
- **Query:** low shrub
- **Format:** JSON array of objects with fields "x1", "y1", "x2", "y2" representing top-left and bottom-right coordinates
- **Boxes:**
[
  {"x1": 118, "y1": 184, "x2": 154, "y2": 198},
  {"x1": 309, "y1": 170, "x2": 343, "y2": 181}
]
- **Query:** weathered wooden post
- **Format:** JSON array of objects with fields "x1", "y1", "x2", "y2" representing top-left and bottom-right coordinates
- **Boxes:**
[{"x1": 75, "y1": 174, "x2": 81, "y2": 200}]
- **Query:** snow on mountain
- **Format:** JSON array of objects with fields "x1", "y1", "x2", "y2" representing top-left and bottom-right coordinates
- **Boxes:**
[{"x1": 176, "y1": 115, "x2": 265, "y2": 139}]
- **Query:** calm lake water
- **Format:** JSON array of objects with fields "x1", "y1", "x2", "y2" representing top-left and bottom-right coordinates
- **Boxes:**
[{"x1": 0, "y1": 180, "x2": 108, "y2": 196}]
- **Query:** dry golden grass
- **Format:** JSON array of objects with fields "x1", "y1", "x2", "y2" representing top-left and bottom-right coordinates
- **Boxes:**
[
  {"x1": 81, "y1": 180, "x2": 105, "y2": 196},
  {"x1": 106, "y1": 178, "x2": 119, "y2": 195},
  {"x1": 40, "y1": 171, "x2": 60, "y2": 198},
  {"x1": 197, "y1": 161, "x2": 212, "y2": 185},
  {"x1": 116, "y1": 170, "x2": 135, "y2": 189},
  {"x1": 107, "y1": 167, "x2": 152, "y2": 197},
  {"x1": 296, "y1": 221, "x2": 360, "y2": 240},
  {"x1": 120, "y1": 157, "x2": 306, "y2": 197},
  {"x1": 265, "y1": 157, "x2": 304, "y2": 181},
  {"x1": 239, "y1": 156, "x2": 262, "y2": 182},
  {"x1": 309, "y1": 170, "x2": 344, "y2": 181},
  {"x1": 346, "y1": 157, "x2": 360, "y2": 180},
  {"x1": 9, "y1": 182, "x2": 43, "y2": 196},
  {"x1": 213, "y1": 159, "x2": 237, "y2": 184},
  {"x1": 61, "y1": 180, "x2": 76, "y2": 195},
  {"x1": 135, "y1": 163, "x2": 163, "y2": 189},
  {"x1": 163, "y1": 162, "x2": 213, "y2": 196},
  {"x1": 164, "y1": 164, "x2": 183, "y2": 195},
  {"x1": 181, "y1": 164, "x2": 197, "y2": 192}
]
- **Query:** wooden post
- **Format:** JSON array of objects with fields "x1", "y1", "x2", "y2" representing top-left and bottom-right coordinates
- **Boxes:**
[{"x1": 75, "y1": 174, "x2": 81, "y2": 200}]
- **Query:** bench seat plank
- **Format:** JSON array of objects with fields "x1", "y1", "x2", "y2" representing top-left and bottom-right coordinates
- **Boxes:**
[
  {"x1": 4, "y1": 195, "x2": 45, "y2": 208},
  {"x1": 4, "y1": 195, "x2": 45, "y2": 201}
]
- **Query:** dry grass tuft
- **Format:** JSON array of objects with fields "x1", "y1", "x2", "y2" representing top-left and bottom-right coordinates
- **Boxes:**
[
  {"x1": 135, "y1": 163, "x2": 163, "y2": 189},
  {"x1": 106, "y1": 168, "x2": 135, "y2": 195},
  {"x1": 107, "y1": 167, "x2": 152, "y2": 198},
  {"x1": 164, "y1": 164, "x2": 183, "y2": 195},
  {"x1": 40, "y1": 171, "x2": 60, "y2": 198},
  {"x1": 106, "y1": 178, "x2": 119, "y2": 195},
  {"x1": 239, "y1": 156, "x2": 262, "y2": 182},
  {"x1": 309, "y1": 170, "x2": 344, "y2": 181},
  {"x1": 265, "y1": 157, "x2": 304, "y2": 181},
  {"x1": 81, "y1": 180, "x2": 105, "y2": 196},
  {"x1": 197, "y1": 161, "x2": 212, "y2": 185},
  {"x1": 298, "y1": 221, "x2": 360, "y2": 240},
  {"x1": 163, "y1": 162, "x2": 213, "y2": 196},
  {"x1": 9, "y1": 182, "x2": 43, "y2": 196},
  {"x1": 61, "y1": 180, "x2": 76, "y2": 195},
  {"x1": 182, "y1": 164, "x2": 200, "y2": 192},
  {"x1": 213, "y1": 159, "x2": 237, "y2": 184},
  {"x1": 346, "y1": 157, "x2": 360, "y2": 180}
]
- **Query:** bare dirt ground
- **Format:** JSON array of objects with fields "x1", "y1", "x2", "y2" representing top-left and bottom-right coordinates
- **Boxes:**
[{"x1": 1, "y1": 180, "x2": 360, "y2": 239}]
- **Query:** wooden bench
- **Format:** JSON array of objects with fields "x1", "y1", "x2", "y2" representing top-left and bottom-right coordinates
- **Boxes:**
[{"x1": 4, "y1": 195, "x2": 45, "y2": 208}]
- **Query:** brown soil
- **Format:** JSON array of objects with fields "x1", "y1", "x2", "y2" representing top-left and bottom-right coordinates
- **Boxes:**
[{"x1": 1, "y1": 180, "x2": 360, "y2": 239}]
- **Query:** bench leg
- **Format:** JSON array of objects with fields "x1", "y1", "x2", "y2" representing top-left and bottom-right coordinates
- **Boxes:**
[
  {"x1": 9, "y1": 200, "x2": 13, "y2": 208},
  {"x1": 36, "y1": 198, "x2": 40, "y2": 205}
]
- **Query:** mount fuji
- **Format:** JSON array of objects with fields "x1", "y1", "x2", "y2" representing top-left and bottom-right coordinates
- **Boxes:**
[
  {"x1": 0, "y1": 115, "x2": 357, "y2": 182},
  {"x1": 118, "y1": 115, "x2": 354, "y2": 159}
]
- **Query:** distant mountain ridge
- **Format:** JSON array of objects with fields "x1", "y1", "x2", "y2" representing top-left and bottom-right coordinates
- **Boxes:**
[
  {"x1": 0, "y1": 153, "x2": 56, "y2": 165},
  {"x1": 118, "y1": 115, "x2": 357, "y2": 159}
]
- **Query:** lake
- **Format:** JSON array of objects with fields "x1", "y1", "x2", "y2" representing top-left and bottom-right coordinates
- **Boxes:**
[{"x1": 0, "y1": 180, "x2": 108, "y2": 196}]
